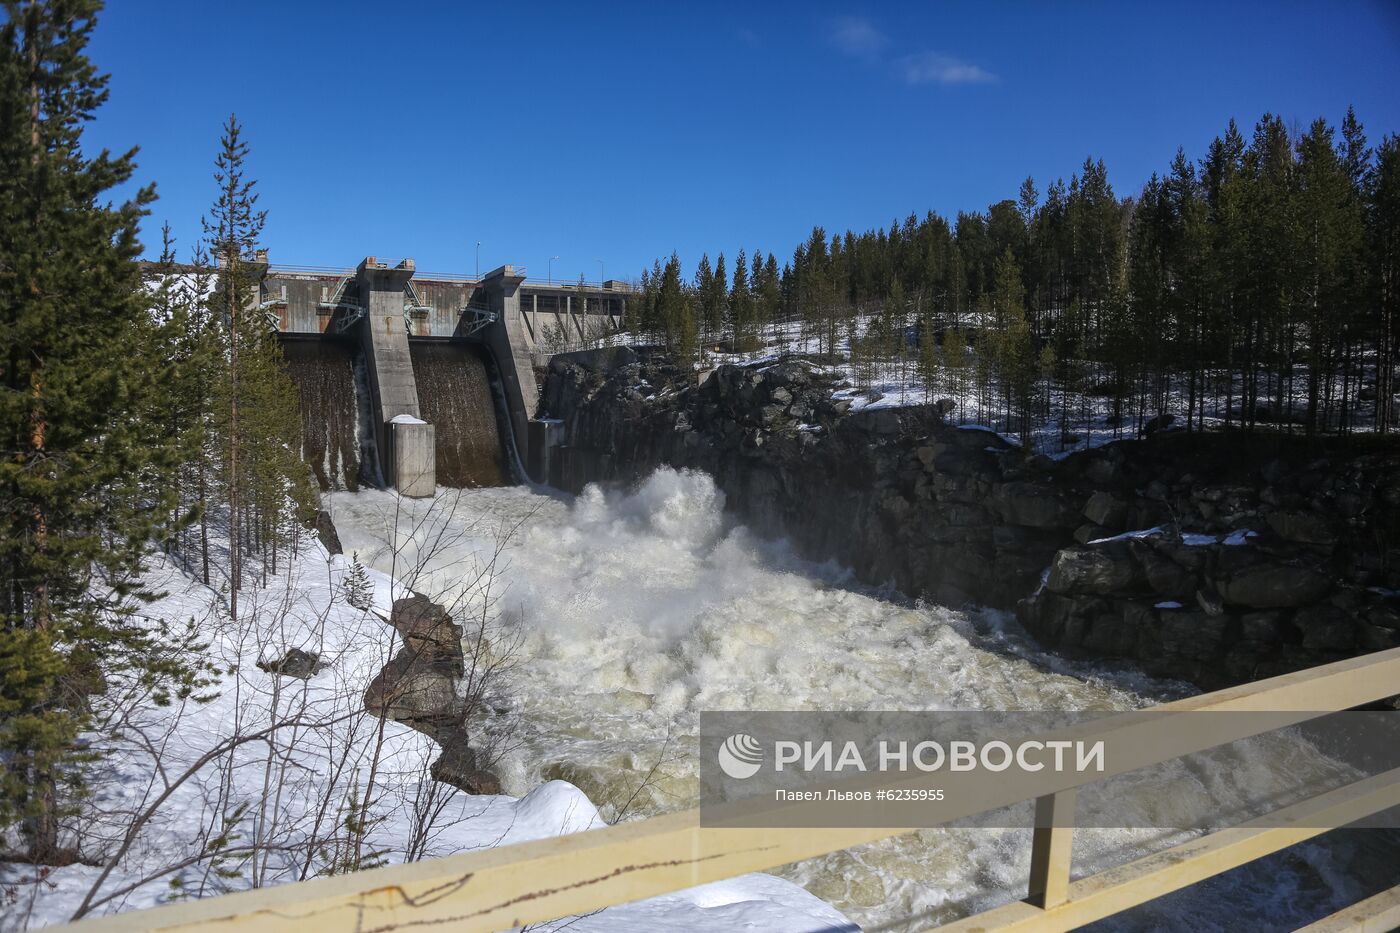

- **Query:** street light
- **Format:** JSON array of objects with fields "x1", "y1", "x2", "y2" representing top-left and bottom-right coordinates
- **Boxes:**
[
  {"x1": 549, "y1": 256, "x2": 559, "y2": 285},
  {"x1": 475, "y1": 241, "x2": 481, "y2": 279},
  {"x1": 595, "y1": 259, "x2": 604, "y2": 288}
]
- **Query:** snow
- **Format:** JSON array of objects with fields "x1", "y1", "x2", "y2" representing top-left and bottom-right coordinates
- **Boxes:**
[
  {"x1": 1155, "y1": 601, "x2": 1184, "y2": 610},
  {"x1": 389, "y1": 414, "x2": 427, "y2": 425},
  {"x1": 1088, "y1": 527, "x2": 1259, "y2": 548},
  {"x1": 1223, "y1": 529, "x2": 1260, "y2": 546},
  {"x1": 0, "y1": 521, "x2": 853, "y2": 933}
]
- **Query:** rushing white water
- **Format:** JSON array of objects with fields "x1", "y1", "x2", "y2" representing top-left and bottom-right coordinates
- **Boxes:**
[{"x1": 325, "y1": 469, "x2": 1393, "y2": 931}]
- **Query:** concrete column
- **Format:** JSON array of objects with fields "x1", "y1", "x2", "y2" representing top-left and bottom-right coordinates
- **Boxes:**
[
  {"x1": 356, "y1": 257, "x2": 425, "y2": 489},
  {"x1": 479, "y1": 265, "x2": 534, "y2": 475},
  {"x1": 392, "y1": 419, "x2": 435, "y2": 497}
]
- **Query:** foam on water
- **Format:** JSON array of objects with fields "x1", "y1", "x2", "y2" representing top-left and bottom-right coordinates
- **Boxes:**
[{"x1": 325, "y1": 469, "x2": 1392, "y2": 930}]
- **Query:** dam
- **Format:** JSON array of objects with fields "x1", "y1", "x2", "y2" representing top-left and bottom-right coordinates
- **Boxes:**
[{"x1": 258, "y1": 254, "x2": 628, "y2": 494}]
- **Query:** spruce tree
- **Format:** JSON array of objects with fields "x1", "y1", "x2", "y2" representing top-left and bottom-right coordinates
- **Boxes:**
[
  {"x1": 0, "y1": 0, "x2": 196, "y2": 861},
  {"x1": 728, "y1": 250, "x2": 753, "y2": 350}
]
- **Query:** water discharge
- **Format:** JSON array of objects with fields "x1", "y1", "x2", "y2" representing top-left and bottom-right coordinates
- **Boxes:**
[
  {"x1": 408, "y1": 341, "x2": 507, "y2": 488},
  {"x1": 281, "y1": 337, "x2": 364, "y2": 490},
  {"x1": 326, "y1": 469, "x2": 1396, "y2": 930}
]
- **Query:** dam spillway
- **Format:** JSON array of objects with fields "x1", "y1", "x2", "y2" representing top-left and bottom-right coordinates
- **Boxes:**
[
  {"x1": 409, "y1": 341, "x2": 507, "y2": 488},
  {"x1": 281, "y1": 337, "x2": 366, "y2": 491}
]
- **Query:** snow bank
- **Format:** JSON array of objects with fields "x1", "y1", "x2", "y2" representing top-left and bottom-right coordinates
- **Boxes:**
[{"x1": 0, "y1": 519, "x2": 851, "y2": 933}]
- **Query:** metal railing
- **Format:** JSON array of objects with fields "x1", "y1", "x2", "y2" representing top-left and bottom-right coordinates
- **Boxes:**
[{"x1": 48, "y1": 646, "x2": 1400, "y2": 933}]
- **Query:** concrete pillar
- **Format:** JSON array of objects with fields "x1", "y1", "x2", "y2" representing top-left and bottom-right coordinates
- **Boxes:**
[
  {"x1": 527, "y1": 418, "x2": 564, "y2": 485},
  {"x1": 479, "y1": 265, "x2": 534, "y2": 475},
  {"x1": 392, "y1": 419, "x2": 435, "y2": 497},
  {"x1": 356, "y1": 257, "x2": 426, "y2": 490}
]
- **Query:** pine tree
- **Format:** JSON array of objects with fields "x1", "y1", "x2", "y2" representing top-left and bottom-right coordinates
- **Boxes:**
[
  {"x1": 728, "y1": 250, "x2": 753, "y2": 350},
  {"x1": 655, "y1": 252, "x2": 686, "y2": 351},
  {"x1": 1373, "y1": 135, "x2": 1400, "y2": 432},
  {"x1": 0, "y1": 0, "x2": 199, "y2": 861},
  {"x1": 202, "y1": 115, "x2": 312, "y2": 605},
  {"x1": 708, "y1": 253, "x2": 727, "y2": 343},
  {"x1": 694, "y1": 253, "x2": 716, "y2": 347}
]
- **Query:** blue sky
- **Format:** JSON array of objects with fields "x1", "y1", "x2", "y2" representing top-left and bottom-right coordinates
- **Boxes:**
[{"x1": 85, "y1": 1, "x2": 1400, "y2": 283}]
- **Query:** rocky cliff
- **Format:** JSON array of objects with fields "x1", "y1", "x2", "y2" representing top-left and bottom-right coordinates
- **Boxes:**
[{"x1": 540, "y1": 348, "x2": 1400, "y2": 688}]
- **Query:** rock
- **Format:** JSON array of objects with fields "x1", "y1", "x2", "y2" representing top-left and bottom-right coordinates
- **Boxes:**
[
  {"x1": 934, "y1": 398, "x2": 957, "y2": 417},
  {"x1": 1265, "y1": 510, "x2": 1336, "y2": 546},
  {"x1": 1141, "y1": 549, "x2": 1194, "y2": 599},
  {"x1": 390, "y1": 595, "x2": 464, "y2": 663},
  {"x1": 1073, "y1": 523, "x2": 1108, "y2": 545},
  {"x1": 1046, "y1": 545, "x2": 1140, "y2": 595},
  {"x1": 1217, "y1": 562, "x2": 1332, "y2": 609},
  {"x1": 1239, "y1": 612, "x2": 1284, "y2": 649},
  {"x1": 1084, "y1": 458, "x2": 1120, "y2": 485},
  {"x1": 1296, "y1": 605, "x2": 1356, "y2": 653},
  {"x1": 916, "y1": 445, "x2": 938, "y2": 468},
  {"x1": 257, "y1": 648, "x2": 323, "y2": 680},
  {"x1": 1159, "y1": 611, "x2": 1230, "y2": 661},
  {"x1": 364, "y1": 651, "x2": 460, "y2": 723},
  {"x1": 1194, "y1": 587, "x2": 1226, "y2": 617},
  {"x1": 1143, "y1": 413, "x2": 1176, "y2": 435},
  {"x1": 993, "y1": 482, "x2": 1079, "y2": 529},
  {"x1": 1083, "y1": 491, "x2": 1126, "y2": 529},
  {"x1": 314, "y1": 510, "x2": 342, "y2": 556},
  {"x1": 430, "y1": 740, "x2": 502, "y2": 795}
]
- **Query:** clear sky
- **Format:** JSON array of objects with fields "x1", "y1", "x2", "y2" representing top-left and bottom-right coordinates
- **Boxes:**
[{"x1": 84, "y1": 0, "x2": 1400, "y2": 283}]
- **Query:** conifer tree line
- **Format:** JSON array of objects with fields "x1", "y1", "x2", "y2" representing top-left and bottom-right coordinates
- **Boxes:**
[
  {"x1": 633, "y1": 108, "x2": 1400, "y2": 446},
  {"x1": 0, "y1": 1, "x2": 307, "y2": 863}
]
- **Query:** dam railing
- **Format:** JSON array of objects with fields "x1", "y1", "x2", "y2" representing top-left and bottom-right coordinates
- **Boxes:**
[{"x1": 49, "y1": 647, "x2": 1400, "y2": 933}]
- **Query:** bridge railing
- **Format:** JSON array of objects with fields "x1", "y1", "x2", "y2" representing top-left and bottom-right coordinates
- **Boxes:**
[{"x1": 50, "y1": 647, "x2": 1400, "y2": 933}]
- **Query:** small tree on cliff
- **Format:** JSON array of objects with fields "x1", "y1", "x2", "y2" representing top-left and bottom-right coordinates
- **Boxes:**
[{"x1": 0, "y1": 0, "x2": 202, "y2": 862}]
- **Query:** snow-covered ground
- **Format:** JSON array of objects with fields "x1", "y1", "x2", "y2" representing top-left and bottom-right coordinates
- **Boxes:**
[{"x1": 0, "y1": 517, "x2": 854, "y2": 932}]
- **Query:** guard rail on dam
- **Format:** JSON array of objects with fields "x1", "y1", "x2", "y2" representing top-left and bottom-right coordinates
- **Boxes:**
[
  {"x1": 167, "y1": 253, "x2": 632, "y2": 495},
  {"x1": 48, "y1": 647, "x2": 1400, "y2": 933}
]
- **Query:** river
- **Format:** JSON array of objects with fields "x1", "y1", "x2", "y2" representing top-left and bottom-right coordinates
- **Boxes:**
[{"x1": 324, "y1": 468, "x2": 1394, "y2": 931}]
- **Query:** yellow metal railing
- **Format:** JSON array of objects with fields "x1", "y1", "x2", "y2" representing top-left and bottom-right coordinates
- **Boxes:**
[{"x1": 49, "y1": 647, "x2": 1400, "y2": 933}]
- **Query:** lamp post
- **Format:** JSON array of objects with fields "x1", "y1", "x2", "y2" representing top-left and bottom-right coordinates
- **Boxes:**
[
  {"x1": 549, "y1": 255, "x2": 559, "y2": 285},
  {"x1": 595, "y1": 259, "x2": 605, "y2": 288},
  {"x1": 475, "y1": 241, "x2": 481, "y2": 279}
]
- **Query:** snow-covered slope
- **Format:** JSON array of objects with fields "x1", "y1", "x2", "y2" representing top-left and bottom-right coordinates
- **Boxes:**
[{"x1": 0, "y1": 530, "x2": 854, "y2": 933}]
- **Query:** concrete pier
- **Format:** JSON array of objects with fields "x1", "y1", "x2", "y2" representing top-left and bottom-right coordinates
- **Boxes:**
[
  {"x1": 357, "y1": 257, "x2": 423, "y2": 489},
  {"x1": 391, "y1": 417, "x2": 436, "y2": 498}
]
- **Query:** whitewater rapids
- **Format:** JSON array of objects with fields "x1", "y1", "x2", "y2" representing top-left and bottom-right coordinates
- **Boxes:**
[{"x1": 325, "y1": 468, "x2": 1391, "y2": 931}]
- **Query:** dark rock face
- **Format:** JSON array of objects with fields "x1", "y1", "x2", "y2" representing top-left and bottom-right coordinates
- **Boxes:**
[
  {"x1": 313, "y1": 509, "x2": 343, "y2": 556},
  {"x1": 540, "y1": 351, "x2": 1400, "y2": 689},
  {"x1": 257, "y1": 648, "x2": 323, "y2": 679}
]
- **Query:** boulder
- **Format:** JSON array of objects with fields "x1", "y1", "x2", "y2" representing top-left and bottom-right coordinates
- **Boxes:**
[
  {"x1": 390, "y1": 595, "x2": 464, "y2": 663},
  {"x1": 1140, "y1": 549, "x2": 1195, "y2": 600},
  {"x1": 1217, "y1": 562, "x2": 1332, "y2": 609},
  {"x1": 430, "y1": 739, "x2": 502, "y2": 795},
  {"x1": 1296, "y1": 605, "x2": 1356, "y2": 654},
  {"x1": 364, "y1": 651, "x2": 460, "y2": 724},
  {"x1": 1045, "y1": 544, "x2": 1140, "y2": 595},
  {"x1": 314, "y1": 510, "x2": 342, "y2": 556},
  {"x1": 257, "y1": 648, "x2": 323, "y2": 680},
  {"x1": 1143, "y1": 413, "x2": 1176, "y2": 435},
  {"x1": 1265, "y1": 510, "x2": 1336, "y2": 546},
  {"x1": 1082, "y1": 491, "x2": 1127, "y2": 529},
  {"x1": 993, "y1": 482, "x2": 1080, "y2": 529}
]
